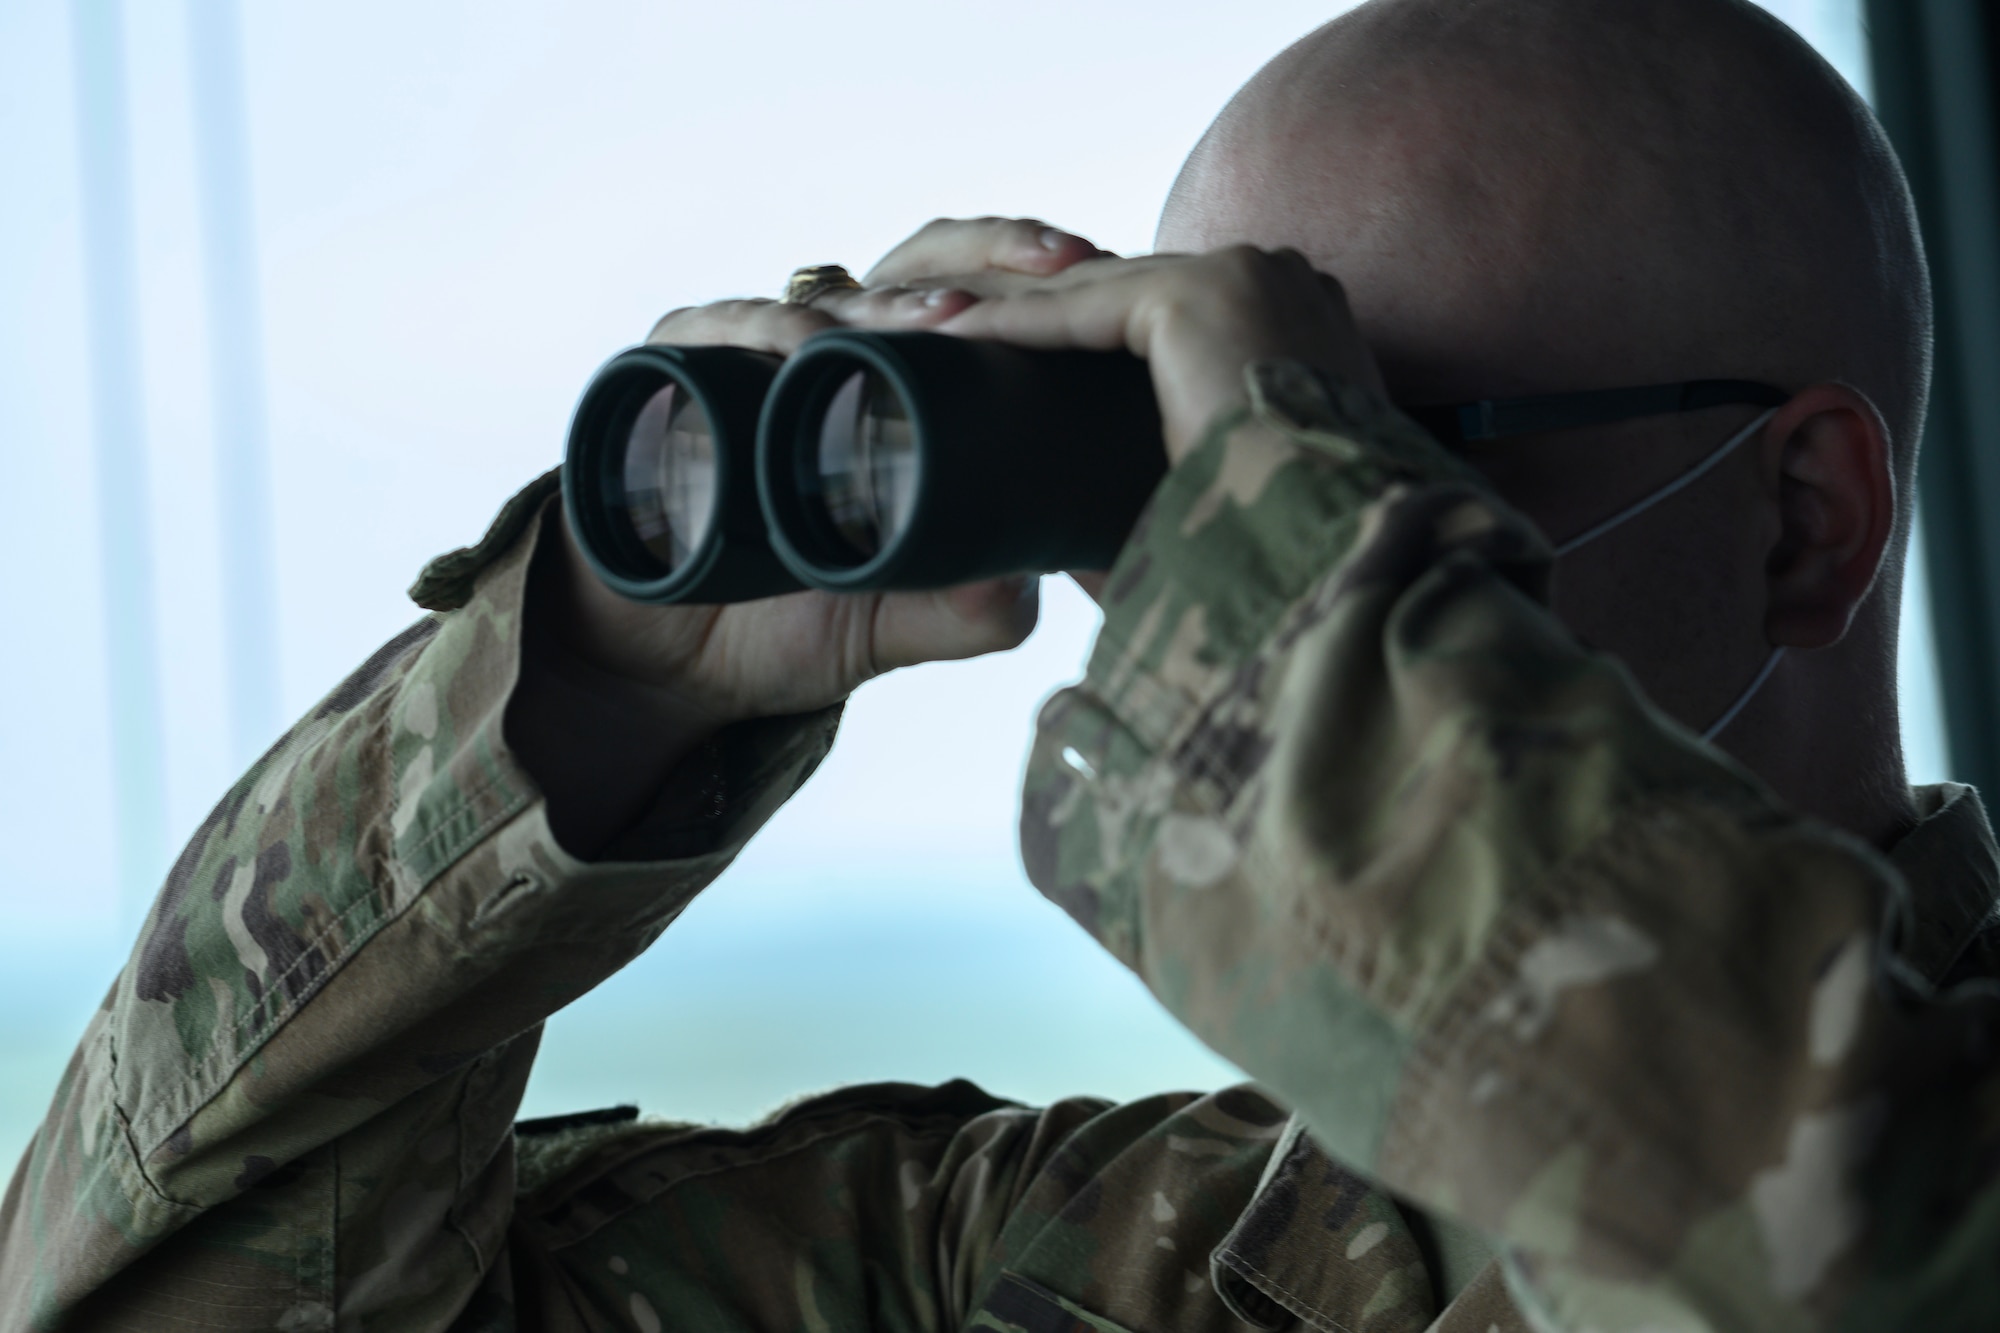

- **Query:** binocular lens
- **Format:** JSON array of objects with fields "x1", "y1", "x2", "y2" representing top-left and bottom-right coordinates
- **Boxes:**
[
  {"x1": 814, "y1": 368, "x2": 917, "y2": 560},
  {"x1": 565, "y1": 343, "x2": 797, "y2": 605},
  {"x1": 621, "y1": 381, "x2": 717, "y2": 573}
]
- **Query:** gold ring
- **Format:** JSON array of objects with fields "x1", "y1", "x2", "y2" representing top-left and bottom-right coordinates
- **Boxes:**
[{"x1": 781, "y1": 263, "x2": 863, "y2": 307}]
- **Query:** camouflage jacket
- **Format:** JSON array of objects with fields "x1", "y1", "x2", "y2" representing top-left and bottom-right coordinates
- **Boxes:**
[{"x1": 3, "y1": 360, "x2": 1998, "y2": 1333}]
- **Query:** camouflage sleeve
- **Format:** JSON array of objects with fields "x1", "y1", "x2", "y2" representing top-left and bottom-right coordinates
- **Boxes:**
[
  {"x1": 0, "y1": 473, "x2": 839, "y2": 1331},
  {"x1": 498, "y1": 1081, "x2": 1295, "y2": 1333},
  {"x1": 1020, "y1": 360, "x2": 2000, "y2": 1330}
]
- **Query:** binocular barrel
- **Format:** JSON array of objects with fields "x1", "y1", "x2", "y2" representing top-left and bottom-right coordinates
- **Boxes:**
[
  {"x1": 562, "y1": 330, "x2": 1167, "y2": 604},
  {"x1": 561, "y1": 343, "x2": 800, "y2": 604}
]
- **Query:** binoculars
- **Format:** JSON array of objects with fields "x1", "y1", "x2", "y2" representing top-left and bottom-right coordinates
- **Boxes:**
[{"x1": 562, "y1": 330, "x2": 1167, "y2": 603}]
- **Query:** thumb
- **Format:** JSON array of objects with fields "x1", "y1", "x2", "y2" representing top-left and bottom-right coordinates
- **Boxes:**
[{"x1": 868, "y1": 578, "x2": 1041, "y2": 673}]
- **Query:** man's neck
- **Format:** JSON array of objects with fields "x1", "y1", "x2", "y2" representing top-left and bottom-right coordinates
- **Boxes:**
[{"x1": 1725, "y1": 639, "x2": 1919, "y2": 851}]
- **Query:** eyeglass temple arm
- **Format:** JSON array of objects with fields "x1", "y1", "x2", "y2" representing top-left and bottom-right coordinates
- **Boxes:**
[{"x1": 1404, "y1": 379, "x2": 1790, "y2": 446}]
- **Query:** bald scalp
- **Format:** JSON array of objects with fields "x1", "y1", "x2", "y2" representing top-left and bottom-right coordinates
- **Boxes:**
[{"x1": 1159, "y1": 0, "x2": 1931, "y2": 506}]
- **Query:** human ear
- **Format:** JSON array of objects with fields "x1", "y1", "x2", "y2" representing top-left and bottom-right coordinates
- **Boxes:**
[{"x1": 1761, "y1": 383, "x2": 1896, "y2": 650}]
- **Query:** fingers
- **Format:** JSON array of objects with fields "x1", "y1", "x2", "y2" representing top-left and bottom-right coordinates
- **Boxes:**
[
  {"x1": 939, "y1": 247, "x2": 1376, "y2": 374},
  {"x1": 825, "y1": 270, "x2": 1086, "y2": 330},
  {"x1": 864, "y1": 216, "x2": 1110, "y2": 288},
  {"x1": 811, "y1": 282, "x2": 981, "y2": 329},
  {"x1": 648, "y1": 285, "x2": 989, "y2": 351},
  {"x1": 645, "y1": 299, "x2": 835, "y2": 356},
  {"x1": 936, "y1": 246, "x2": 1385, "y2": 463},
  {"x1": 868, "y1": 577, "x2": 1041, "y2": 674},
  {"x1": 644, "y1": 218, "x2": 1110, "y2": 353},
  {"x1": 935, "y1": 265, "x2": 1146, "y2": 351}
]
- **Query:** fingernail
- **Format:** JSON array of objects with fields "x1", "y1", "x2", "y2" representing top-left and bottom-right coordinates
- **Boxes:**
[
  {"x1": 923, "y1": 286, "x2": 956, "y2": 306},
  {"x1": 1038, "y1": 227, "x2": 1069, "y2": 251}
]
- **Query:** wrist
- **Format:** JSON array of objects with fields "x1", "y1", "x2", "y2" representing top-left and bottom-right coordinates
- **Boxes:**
[
  {"x1": 542, "y1": 508, "x2": 764, "y2": 726},
  {"x1": 508, "y1": 517, "x2": 733, "y2": 858},
  {"x1": 522, "y1": 616, "x2": 725, "y2": 757}
]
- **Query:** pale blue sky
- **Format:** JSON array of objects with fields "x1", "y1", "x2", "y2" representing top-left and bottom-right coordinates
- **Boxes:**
[{"x1": 0, "y1": 0, "x2": 1946, "y2": 1161}]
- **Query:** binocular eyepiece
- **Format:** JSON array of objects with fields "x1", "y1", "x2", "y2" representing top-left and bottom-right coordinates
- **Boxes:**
[{"x1": 562, "y1": 330, "x2": 1167, "y2": 603}]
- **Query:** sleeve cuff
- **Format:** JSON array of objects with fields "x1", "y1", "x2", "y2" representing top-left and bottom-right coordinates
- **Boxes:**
[
  {"x1": 392, "y1": 471, "x2": 839, "y2": 885},
  {"x1": 1084, "y1": 359, "x2": 1479, "y2": 750}
]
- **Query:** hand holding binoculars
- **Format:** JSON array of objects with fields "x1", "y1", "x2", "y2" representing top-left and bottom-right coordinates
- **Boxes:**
[{"x1": 562, "y1": 330, "x2": 1167, "y2": 604}]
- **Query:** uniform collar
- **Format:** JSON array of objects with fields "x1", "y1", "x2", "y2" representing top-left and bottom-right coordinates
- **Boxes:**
[{"x1": 1885, "y1": 783, "x2": 2000, "y2": 983}]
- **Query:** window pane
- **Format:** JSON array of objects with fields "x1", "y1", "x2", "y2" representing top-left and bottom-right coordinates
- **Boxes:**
[{"x1": 0, "y1": 0, "x2": 1954, "y2": 1176}]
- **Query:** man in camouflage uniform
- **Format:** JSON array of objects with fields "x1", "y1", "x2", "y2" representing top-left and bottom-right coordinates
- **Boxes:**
[{"x1": 4, "y1": 0, "x2": 1993, "y2": 1328}]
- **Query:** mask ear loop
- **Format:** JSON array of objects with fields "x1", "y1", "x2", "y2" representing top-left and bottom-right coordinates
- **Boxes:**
[
  {"x1": 1551, "y1": 408, "x2": 1779, "y2": 557},
  {"x1": 1701, "y1": 646, "x2": 1785, "y2": 741},
  {"x1": 1546, "y1": 407, "x2": 1786, "y2": 742}
]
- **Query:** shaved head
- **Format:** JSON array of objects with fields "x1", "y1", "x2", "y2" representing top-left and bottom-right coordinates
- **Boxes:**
[
  {"x1": 1160, "y1": 0, "x2": 1933, "y2": 837},
  {"x1": 1159, "y1": 0, "x2": 1930, "y2": 514}
]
